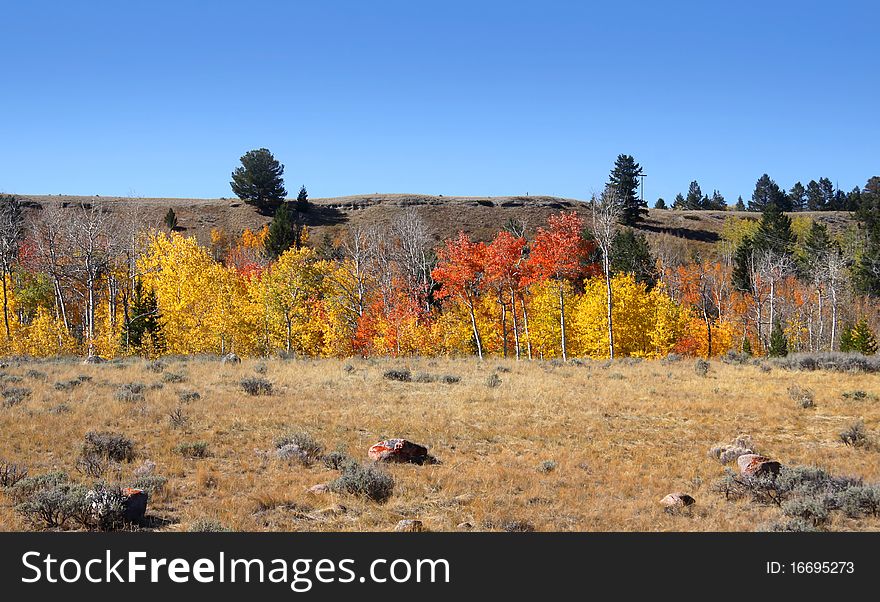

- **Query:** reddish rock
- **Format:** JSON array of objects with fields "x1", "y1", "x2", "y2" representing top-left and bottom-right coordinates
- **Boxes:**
[
  {"x1": 737, "y1": 454, "x2": 781, "y2": 477},
  {"x1": 368, "y1": 439, "x2": 430, "y2": 464},
  {"x1": 660, "y1": 492, "x2": 695, "y2": 509},
  {"x1": 122, "y1": 488, "x2": 148, "y2": 523}
]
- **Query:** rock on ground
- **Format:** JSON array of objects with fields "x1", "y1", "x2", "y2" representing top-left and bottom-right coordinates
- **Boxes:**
[
  {"x1": 394, "y1": 519, "x2": 424, "y2": 532},
  {"x1": 660, "y1": 492, "x2": 695, "y2": 509},
  {"x1": 737, "y1": 454, "x2": 782, "y2": 477},
  {"x1": 368, "y1": 439, "x2": 431, "y2": 464}
]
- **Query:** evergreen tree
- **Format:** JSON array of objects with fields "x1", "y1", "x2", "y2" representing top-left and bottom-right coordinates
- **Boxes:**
[
  {"x1": 752, "y1": 201, "x2": 795, "y2": 256},
  {"x1": 295, "y1": 185, "x2": 310, "y2": 213},
  {"x1": 732, "y1": 236, "x2": 754, "y2": 292},
  {"x1": 798, "y1": 221, "x2": 833, "y2": 276},
  {"x1": 749, "y1": 174, "x2": 789, "y2": 211},
  {"x1": 806, "y1": 178, "x2": 834, "y2": 211},
  {"x1": 707, "y1": 189, "x2": 726, "y2": 210},
  {"x1": 230, "y1": 148, "x2": 287, "y2": 209},
  {"x1": 685, "y1": 180, "x2": 703, "y2": 209},
  {"x1": 607, "y1": 154, "x2": 646, "y2": 225},
  {"x1": 654, "y1": 198, "x2": 666, "y2": 209},
  {"x1": 853, "y1": 186, "x2": 880, "y2": 296},
  {"x1": 741, "y1": 335, "x2": 752, "y2": 355},
  {"x1": 610, "y1": 228, "x2": 657, "y2": 288},
  {"x1": 264, "y1": 202, "x2": 299, "y2": 259},
  {"x1": 768, "y1": 320, "x2": 789, "y2": 357},
  {"x1": 849, "y1": 319, "x2": 878, "y2": 355},
  {"x1": 839, "y1": 321, "x2": 856, "y2": 352},
  {"x1": 164, "y1": 208, "x2": 178, "y2": 230},
  {"x1": 734, "y1": 196, "x2": 746, "y2": 211},
  {"x1": 122, "y1": 280, "x2": 163, "y2": 352},
  {"x1": 672, "y1": 193, "x2": 686, "y2": 209},
  {"x1": 788, "y1": 182, "x2": 807, "y2": 211}
]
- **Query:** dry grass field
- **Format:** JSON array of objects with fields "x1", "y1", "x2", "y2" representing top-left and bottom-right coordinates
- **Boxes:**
[{"x1": 1, "y1": 355, "x2": 879, "y2": 532}]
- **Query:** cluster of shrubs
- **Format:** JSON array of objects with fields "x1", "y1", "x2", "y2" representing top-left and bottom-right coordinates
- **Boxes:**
[
  {"x1": 2, "y1": 386, "x2": 31, "y2": 407},
  {"x1": 240, "y1": 377, "x2": 272, "y2": 396},
  {"x1": 715, "y1": 463, "x2": 880, "y2": 531},
  {"x1": 773, "y1": 352, "x2": 880, "y2": 373},
  {"x1": 115, "y1": 382, "x2": 146, "y2": 403},
  {"x1": 5, "y1": 471, "x2": 140, "y2": 531},
  {"x1": 54, "y1": 375, "x2": 91, "y2": 391},
  {"x1": 272, "y1": 430, "x2": 395, "y2": 503},
  {"x1": 414, "y1": 372, "x2": 461, "y2": 384}
]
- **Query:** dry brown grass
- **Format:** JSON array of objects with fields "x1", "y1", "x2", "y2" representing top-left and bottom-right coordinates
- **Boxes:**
[{"x1": 1, "y1": 355, "x2": 878, "y2": 532}]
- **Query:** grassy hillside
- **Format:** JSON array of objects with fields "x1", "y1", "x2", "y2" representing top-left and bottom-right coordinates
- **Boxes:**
[{"x1": 13, "y1": 193, "x2": 857, "y2": 256}]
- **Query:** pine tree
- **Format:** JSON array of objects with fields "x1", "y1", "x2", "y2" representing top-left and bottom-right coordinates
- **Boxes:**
[
  {"x1": 853, "y1": 189, "x2": 880, "y2": 296},
  {"x1": 768, "y1": 320, "x2": 788, "y2": 357},
  {"x1": 685, "y1": 181, "x2": 703, "y2": 209},
  {"x1": 164, "y1": 208, "x2": 178, "y2": 231},
  {"x1": 735, "y1": 196, "x2": 746, "y2": 211},
  {"x1": 839, "y1": 321, "x2": 856, "y2": 352},
  {"x1": 749, "y1": 174, "x2": 789, "y2": 212},
  {"x1": 672, "y1": 193, "x2": 686, "y2": 209},
  {"x1": 122, "y1": 280, "x2": 163, "y2": 352},
  {"x1": 788, "y1": 182, "x2": 807, "y2": 212},
  {"x1": 798, "y1": 221, "x2": 832, "y2": 276},
  {"x1": 230, "y1": 148, "x2": 287, "y2": 209},
  {"x1": 707, "y1": 190, "x2": 726, "y2": 210},
  {"x1": 732, "y1": 236, "x2": 754, "y2": 292},
  {"x1": 752, "y1": 201, "x2": 795, "y2": 256},
  {"x1": 295, "y1": 185, "x2": 309, "y2": 213},
  {"x1": 654, "y1": 198, "x2": 666, "y2": 209},
  {"x1": 806, "y1": 178, "x2": 834, "y2": 211},
  {"x1": 264, "y1": 202, "x2": 299, "y2": 259},
  {"x1": 610, "y1": 228, "x2": 657, "y2": 288},
  {"x1": 741, "y1": 335, "x2": 752, "y2": 355},
  {"x1": 849, "y1": 319, "x2": 878, "y2": 355},
  {"x1": 607, "y1": 154, "x2": 646, "y2": 225}
]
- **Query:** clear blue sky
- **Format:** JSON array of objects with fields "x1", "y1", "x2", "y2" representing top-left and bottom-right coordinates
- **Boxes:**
[{"x1": 1, "y1": 1, "x2": 877, "y2": 203}]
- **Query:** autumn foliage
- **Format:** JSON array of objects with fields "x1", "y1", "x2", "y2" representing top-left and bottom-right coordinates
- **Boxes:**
[{"x1": 0, "y1": 206, "x2": 877, "y2": 361}]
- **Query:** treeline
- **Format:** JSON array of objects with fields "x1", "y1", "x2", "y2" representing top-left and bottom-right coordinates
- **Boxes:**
[
  {"x1": 658, "y1": 174, "x2": 878, "y2": 212},
  {"x1": 0, "y1": 188, "x2": 877, "y2": 360}
]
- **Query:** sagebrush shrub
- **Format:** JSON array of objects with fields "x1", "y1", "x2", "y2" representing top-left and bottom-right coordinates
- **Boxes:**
[
  {"x1": 383, "y1": 369, "x2": 411, "y2": 383},
  {"x1": 240, "y1": 377, "x2": 272, "y2": 396},
  {"x1": 781, "y1": 496, "x2": 831, "y2": 527},
  {"x1": 330, "y1": 462, "x2": 394, "y2": 503},
  {"x1": 178, "y1": 390, "x2": 201, "y2": 403},
  {"x1": 486, "y1": 373, "x2": 502, "y2": 388},
  {"x1": 146, "y1": 360, "x2": 166, "y2": 373},
  {"x1": 15, "y1": 481, "x2": 89, "y2": 530},
  {"x1": 175, "y1": 441, "x2": 209, "y2": 458},
  {"x1": 162, "y1": 372, "x2": 186, "y2": 384},
  {"x1": 114, "y1": 383, "x2": 146, "y2": 403},
  {"x1": 839, "y1": 422, "x2": 869, "y2": 448},
  {"x1": 133, "y1": 475, "x2": 168, "y2": 496},
  {"x1": 0, "y1": 461, "x2": 28, "y2": 487},
  {"x1": 787, "y1": 385, "x2": 815, "y2": 408},
  {"x1": 83, "y1": 431, "x2": 135, "y2": 463},
  {"x1": 694, "y1": 359, "x2": 710, "y2": 377},
  {"x1": 274, "y1": 431, "x2": 323, "y2": 457},
  {"x1": 440, "y1": 374, "x2": 461, "y2": 384},
  {"x1": 1, "y1": 386, "x2": 30, "y2": 407}
]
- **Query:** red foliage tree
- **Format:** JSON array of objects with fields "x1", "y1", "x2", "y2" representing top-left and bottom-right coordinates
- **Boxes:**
[
  {"x1": 432, "y1": 232, "x2": 488, "y2": 358},
  {"x1": 525, "y1": 211, "x2": 597, "y2": 360}
]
